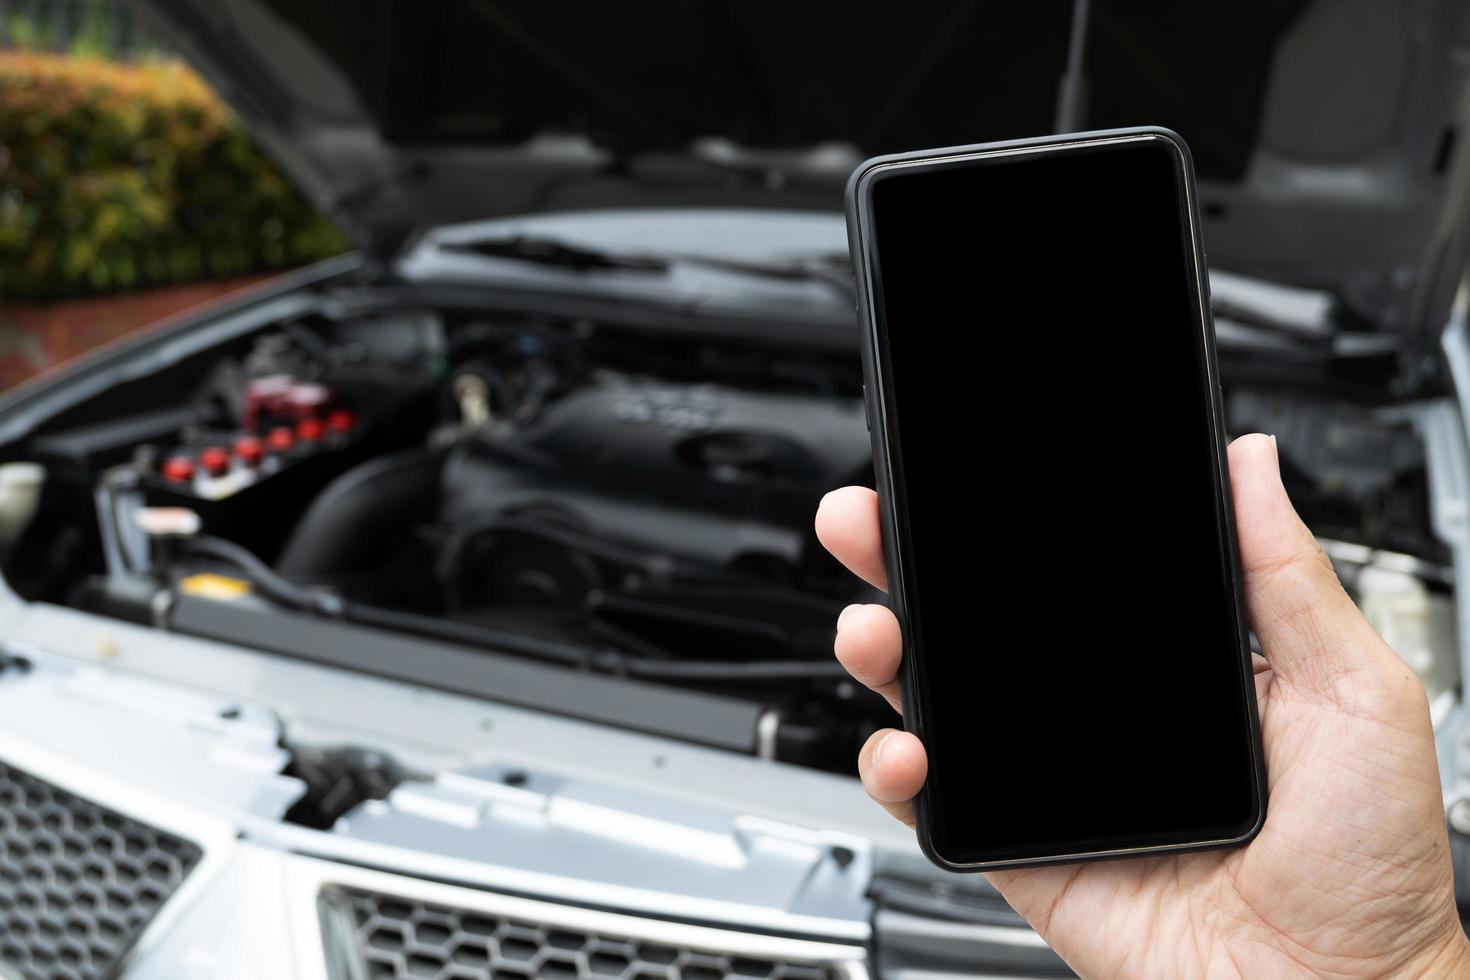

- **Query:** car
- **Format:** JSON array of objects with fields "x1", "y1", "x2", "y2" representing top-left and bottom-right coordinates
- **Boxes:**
[{"x1": 2, "y1": 2, "x2": 1469, "y2": 977}]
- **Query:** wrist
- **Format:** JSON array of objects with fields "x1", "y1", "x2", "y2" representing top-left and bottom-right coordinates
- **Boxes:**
[{"x1": 1401, "y1": 928, "x2": 1470, "y2": 977}]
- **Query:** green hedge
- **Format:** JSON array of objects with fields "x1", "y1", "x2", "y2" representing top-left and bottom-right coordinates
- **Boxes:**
[{"x1": 0, "y1": 51, "x2": 349, "y2": 300}]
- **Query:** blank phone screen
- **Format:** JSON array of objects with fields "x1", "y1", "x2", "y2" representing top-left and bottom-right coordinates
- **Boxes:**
[{"x1": 863, "y1": 135, "x2": 1260, "y2": 864}]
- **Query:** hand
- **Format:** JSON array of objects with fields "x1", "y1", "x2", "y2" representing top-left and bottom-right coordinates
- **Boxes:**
[{"x1": 815, "y1": 434, "x2": 1470, "y2": 978}]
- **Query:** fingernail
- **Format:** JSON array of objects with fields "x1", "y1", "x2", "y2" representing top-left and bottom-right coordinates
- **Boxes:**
[
  {"x1": 871, "y1": 730, "x2": 895, "y2": 767},
  {"x1": 838, "y1": 603, "x2": 862, "y2": 630}
]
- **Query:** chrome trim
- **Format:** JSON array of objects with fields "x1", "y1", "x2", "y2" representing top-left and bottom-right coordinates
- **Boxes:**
[
  {"x1": 240, "y1": 814, "x2": 870, "y2": 942},
  {"x1": 283, "y1": 858, "x2": 871, "y2": 980}
]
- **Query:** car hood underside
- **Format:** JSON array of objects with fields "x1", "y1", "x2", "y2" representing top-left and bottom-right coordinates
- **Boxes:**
[{"x1": 134, "y1": 0, "x2": 1470, "y2": 335}]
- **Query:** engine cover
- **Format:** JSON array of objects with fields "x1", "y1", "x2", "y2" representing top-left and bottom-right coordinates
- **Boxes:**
[{"x1": 440, "y1": 377, "x2": 871, "y2": 574}]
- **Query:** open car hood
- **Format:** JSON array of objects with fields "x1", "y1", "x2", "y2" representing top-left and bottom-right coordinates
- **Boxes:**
[{"x1": 133, "y1": 0, "x2": 1470, "y2": 335}]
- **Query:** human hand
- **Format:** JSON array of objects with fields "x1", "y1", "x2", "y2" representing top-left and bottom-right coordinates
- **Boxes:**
[{"x1": 815, "y1": 433, "x2": 1470, "y2": 978}]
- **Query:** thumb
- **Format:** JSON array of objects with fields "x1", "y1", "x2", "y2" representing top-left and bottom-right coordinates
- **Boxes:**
[{"x1": 1228, "y1": 433, "x2": 1394, "y2": 697}]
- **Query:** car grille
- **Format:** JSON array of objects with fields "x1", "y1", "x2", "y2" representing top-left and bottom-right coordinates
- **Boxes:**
[
  {"x1": 320, "y1": 887, "x2": 844, "y2": 980},
  {"x1": 0, "y1": 758, "x2": 202, "y2": 980}
]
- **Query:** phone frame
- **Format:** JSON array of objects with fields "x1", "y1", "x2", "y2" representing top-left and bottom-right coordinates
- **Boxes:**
[{"x1": 845, "y1": 127, "x2": 1267, "y2": 872}]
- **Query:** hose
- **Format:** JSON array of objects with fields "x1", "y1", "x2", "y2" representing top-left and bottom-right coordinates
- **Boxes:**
[
  {"x1": 342, "y1": 602, "x2": 590, "y2": 669},
  {"x1": 182, "y1": 534, "x2": 846, "y2": 682},
  {"x1": 179, "y1": 536, "x2": 343, "y2": 617}
]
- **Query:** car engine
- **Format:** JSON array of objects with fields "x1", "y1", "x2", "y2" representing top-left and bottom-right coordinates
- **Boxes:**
[
  {"x1": 275, "y1": 351, "x2": 872, "y2": 666},
  {"x1": 0, "y1": 295, "x2": 1457, "y2": 775},
  {"x1": 2, "y1": 303, "x2": 887, "y2": 771}
]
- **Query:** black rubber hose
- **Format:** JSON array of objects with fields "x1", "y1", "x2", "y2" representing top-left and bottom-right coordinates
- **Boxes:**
[
  {"x1": 620, "y1": 657, "x2": 848, "y2": 681},
  {"x1": 275, "y1": 447, "x2": 445, "y2": 578},
  {"x1": 439, "y1": 511, "x2": 734, "y2": 608},
  {"x1": 344, "y1": 601, "x2": 846, "y2": 680},
  {"x1": 183, "y1": 534, "x2": 846, "y2": 681},
  {"x1": 341, "y1": 601, "x2": 590, "y2": 669},
  {"x1": 179, "y1": 536, "x2": 343, "y2": 617}
]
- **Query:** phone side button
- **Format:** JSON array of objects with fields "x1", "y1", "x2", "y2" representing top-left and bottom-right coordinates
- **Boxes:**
[{"x1": 862, "y1": 384, "x2": 871, "y2": 432}]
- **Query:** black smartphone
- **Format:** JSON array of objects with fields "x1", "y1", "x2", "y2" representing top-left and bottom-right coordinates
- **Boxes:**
[{"x1": 845, "y1": 128, "x2": 1266, "y2": 871}]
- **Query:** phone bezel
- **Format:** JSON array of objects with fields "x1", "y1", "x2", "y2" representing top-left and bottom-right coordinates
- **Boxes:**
[{"x1": 844, "y1": 127, "x2": 1267, "y2": 872}]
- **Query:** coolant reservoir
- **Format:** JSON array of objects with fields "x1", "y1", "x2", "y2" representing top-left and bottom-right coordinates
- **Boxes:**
[{"x1": 1357, "y1": 565, "x2": 1459, "y2": 705}]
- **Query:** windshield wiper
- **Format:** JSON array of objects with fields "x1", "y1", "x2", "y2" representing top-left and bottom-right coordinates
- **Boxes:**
[
  {"x1": 441, "y1": 235, "x2": 671, "y2": 272},
  {"x1": 676, "y1": 250, "x2": 854, "y2": 288},
  {"x1": 442, "y1": 234, "x2": 855, "y2": 296}
]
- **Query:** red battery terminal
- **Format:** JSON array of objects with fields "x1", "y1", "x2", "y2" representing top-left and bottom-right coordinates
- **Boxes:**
[
  {"x1": 234, "y1": 436, "x2": 265, "y2": 466},
  {"x1": 198, "y1": 447, "x2": 232, "y2": 477},
  {"x1": 161, "y1": 457, "x2": 195, "y2": 483},
  {"x1": 327, "y1": 409, "x2": 357, "y2": 434},
  {"x1": 296, "y1": 417, "x2": 325, "y2": 442},
  {"x1": 266, "y1": 426, "x2": 296, "y2": 453}
]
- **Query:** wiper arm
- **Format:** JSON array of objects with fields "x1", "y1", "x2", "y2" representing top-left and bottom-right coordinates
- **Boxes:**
[
  {"x1": 441, "y1": 235, "x2": 670, "y2": 273},
  {"x1": 441, "y1": 235, "x2": 856, "y2": 297},
  {"x1": 671, "y1": 251, "x2": 855, "y2": 292}
]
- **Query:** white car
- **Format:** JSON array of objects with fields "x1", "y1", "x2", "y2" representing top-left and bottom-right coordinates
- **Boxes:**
[{"x1": 1, "y1": 2, "x2": 1469, "y2": 977}]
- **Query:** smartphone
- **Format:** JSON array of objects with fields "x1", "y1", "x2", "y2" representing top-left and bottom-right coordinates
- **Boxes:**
[{"x1": 845, "y1": 128, "x2": 1266, "y2": 871}]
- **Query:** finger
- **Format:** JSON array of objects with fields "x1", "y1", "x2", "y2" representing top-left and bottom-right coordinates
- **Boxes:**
[
  {"x1": 816, "y1": 486, "x2": 889, "y2": 591},
  {"x1": 858, "y1": 728, "x2": 926, "y2": 827},
  {"x1": 1252, "y1": 652, "x2": 1273, "y2": 716},
  {"x1": 835, "y1": 603, "x2": 903, "y2": 713},
  {"x1": 1228, "y1": 434, "x2": 1395, "y2": 695}
]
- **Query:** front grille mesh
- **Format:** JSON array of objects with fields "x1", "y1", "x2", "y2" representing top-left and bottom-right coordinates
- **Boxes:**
[
  {"x1": 321, "y1": 888, "x2": 842, "y2": 980},
  {"x1": 0, "y1": 759, "x2": 202, "y2": 980}
]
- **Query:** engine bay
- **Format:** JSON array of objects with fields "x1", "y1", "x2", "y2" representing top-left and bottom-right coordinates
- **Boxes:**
[{"x1": 0, "y1": 287, "x2": 1459, "y2": 774}]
